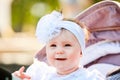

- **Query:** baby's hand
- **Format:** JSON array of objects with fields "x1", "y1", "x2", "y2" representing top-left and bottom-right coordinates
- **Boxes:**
[{"x1": 13, "y1": 66, "x2": 31, "y2": 80}]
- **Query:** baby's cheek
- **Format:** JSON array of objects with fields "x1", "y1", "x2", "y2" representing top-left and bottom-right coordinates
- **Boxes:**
[
  {"x1": 47, "y1": 54, "x2": 54, "y2": 64},
  {"x1": 69, "y1": 54, "x2": 76, "y2": 59},
  {"x1": 70, "y1": 53, "x2": 80, "y2": 60}
]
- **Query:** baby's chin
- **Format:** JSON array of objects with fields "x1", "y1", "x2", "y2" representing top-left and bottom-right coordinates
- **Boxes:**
[{"x1": 56, "y1": 66, "x2": 79, "y2": 75}]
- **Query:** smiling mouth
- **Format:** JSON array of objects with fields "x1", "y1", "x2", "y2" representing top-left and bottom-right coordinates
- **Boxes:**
[{"x1": 55, "y1": 58, "x2": 67, "y2": 60}]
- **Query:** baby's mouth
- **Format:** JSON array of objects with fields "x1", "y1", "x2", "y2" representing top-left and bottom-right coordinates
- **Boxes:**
[{"x1": 55, "y1": 58, "x2": 67, "y2": 60}]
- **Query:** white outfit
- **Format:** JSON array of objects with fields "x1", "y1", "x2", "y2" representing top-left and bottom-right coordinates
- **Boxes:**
[{"x1": 12, "y1": 59, "x2": 104, "y2": 80}]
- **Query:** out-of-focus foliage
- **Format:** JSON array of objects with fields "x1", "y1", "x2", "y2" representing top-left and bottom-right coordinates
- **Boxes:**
[
  {"x1": 12, "y1": 0, "x2": 59, "y2": 32},
  {"x1": 11, "y1": 0, "x2": 119, "y2": 32},
  {"x1": 93, "y1": 0, "x2": 120, "y2": 3}
]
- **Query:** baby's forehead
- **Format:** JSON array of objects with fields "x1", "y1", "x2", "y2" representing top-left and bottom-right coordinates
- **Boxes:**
[
  {"x1": 49, "y1": 29, "x2": 79, "y2": 43},
  {"x1": 58, "y1": 29, "x2": 77, "y2": 37}
]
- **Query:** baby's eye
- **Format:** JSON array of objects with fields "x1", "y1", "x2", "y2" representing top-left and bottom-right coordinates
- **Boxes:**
[
  {"x1": 50, "y1": 44, "x2": 56, "y2": 47},
  {"x1": 65, "y1": 44, "x2": 71, "y2": 47}
]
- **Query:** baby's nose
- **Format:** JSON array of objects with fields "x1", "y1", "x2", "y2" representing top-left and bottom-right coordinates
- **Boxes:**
[{"x1": 56, "y1": 47, "x2": 64, "y2": 54}]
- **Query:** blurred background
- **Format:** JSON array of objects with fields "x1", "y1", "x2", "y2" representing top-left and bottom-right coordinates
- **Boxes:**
[{"x1": 0, "y1": 0, "x2": 120, "y2": 73}]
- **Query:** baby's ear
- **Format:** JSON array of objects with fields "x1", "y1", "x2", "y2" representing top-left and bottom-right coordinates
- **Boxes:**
[{"x1": 80, "y1": 52, "x2": 82, "y2": 56}]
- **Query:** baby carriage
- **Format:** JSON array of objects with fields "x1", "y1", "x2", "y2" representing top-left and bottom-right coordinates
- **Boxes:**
[{"x1": 35, "y1": 0, "x2": 120, "y2": 76}]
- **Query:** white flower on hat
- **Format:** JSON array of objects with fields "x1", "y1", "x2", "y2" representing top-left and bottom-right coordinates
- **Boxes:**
[{"x1": 36, "y1": 11, "x2": 63, "y2": 44}]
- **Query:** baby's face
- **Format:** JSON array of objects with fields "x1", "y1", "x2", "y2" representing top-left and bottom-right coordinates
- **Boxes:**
[{"x1": 46, "y1": 29, "x2": 82, "y2": 75}]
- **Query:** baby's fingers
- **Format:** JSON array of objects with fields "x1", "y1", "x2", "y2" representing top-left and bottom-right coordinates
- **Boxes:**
[
  {"x1": 22, "y1": 73, "x2": 31, "y2": 79},
  {"x1": 19, "y1": 66, "x2": 25, "y2": 74},
  {"x1": 14, "y1": 66, "x2": 31, "y2": 79},
  {"x1": 14, "y1": 66, "x2": 25, "y2": 77},
  {"x1": 14, "y1": 71, "x2": 31, "y2": 79}
]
